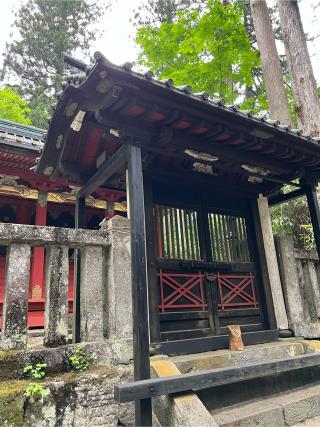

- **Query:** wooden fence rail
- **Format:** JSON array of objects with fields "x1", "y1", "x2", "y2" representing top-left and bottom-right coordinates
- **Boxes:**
[{"x1": 114, "y1": 352, "x2": 320, "y2": 403}]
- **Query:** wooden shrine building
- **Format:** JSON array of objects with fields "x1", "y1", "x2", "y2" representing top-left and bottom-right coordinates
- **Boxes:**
[
  {"x1": 0, "y1": 118, "x2": 126, "y2": 327},
  {"x1": 36, "y1": 52, "x2": 320, "y2": 423}
]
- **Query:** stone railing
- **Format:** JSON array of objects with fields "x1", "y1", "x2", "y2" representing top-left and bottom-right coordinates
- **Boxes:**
[
  {"x1": 0, "y1": 216, "x2": 132, "y2": 351},
  {"x1": 275, "y1": 236, "x2": 320, "y2": 338}
]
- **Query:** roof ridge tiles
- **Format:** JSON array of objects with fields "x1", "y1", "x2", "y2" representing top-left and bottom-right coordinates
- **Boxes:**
[{"x1": 60, "y1": 52, "x2": 320, "y2": 146}]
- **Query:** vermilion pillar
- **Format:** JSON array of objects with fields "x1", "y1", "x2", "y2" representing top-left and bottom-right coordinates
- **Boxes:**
[
  {"x1": 30, "y1": 191, "x2": 48, "y2": 299},
  {"x1": 106, "y1": 200, "x2": 115, "y2": 219}
]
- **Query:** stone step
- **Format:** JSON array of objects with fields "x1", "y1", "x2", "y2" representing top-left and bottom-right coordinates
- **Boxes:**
[
  {"x1": 211, "y1": 383, "x2": 320, "y2": 427},
  {"x1": 171, "y1": 339, "x2": 309, "y2": 373}
]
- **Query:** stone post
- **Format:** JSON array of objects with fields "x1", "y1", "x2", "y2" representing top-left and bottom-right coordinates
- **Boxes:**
[
  {"x1": 44, "y1": 245, "x2": 69, "y2": 347},
  {"x1": 104, "y1": 216, "x2": 132, "y2": 340},
  {"x1": 80, "y1": 245, "x2": 105, "y2": 341},
  {"x1": 275, "y1": 236, "x2": 320, "y2": 338},
  {"x1": 257, "y1": 195, "x2": 289, "y2": 331},
  {"x1": 1, "y1": 244, "x2": 31, "y2": 350},
  {"x1": 274, "y1": 236, "x2": 304, "y2": 326}
]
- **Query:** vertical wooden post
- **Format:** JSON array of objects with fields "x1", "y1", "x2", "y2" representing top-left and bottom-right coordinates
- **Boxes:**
[
  {"x1": 127, "y1": 145, "x2": 152, "y2": 426},
  {"x1": 304, "y1": 182, "x2": 320, "y2": 260},
  {"x1": 73, "y1": 195, "x2": 86, "y2": 343},
  {"x1": 30, "y1": 191, "x2": 47, "y2": 299},
  {"x1": 144, "y1": 177, "x2": 161, "y2": 346},
  {"x1": 198, "y1": 196, "x2": 219, "y2": 335}
]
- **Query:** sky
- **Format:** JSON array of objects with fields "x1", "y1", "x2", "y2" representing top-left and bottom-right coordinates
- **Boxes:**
[{"x1": 0, "y1": 0, "x2": 319, "y2": 83}]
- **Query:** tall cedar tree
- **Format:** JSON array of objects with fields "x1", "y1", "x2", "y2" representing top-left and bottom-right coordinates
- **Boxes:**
[
  {"x1": 277, "y1": 0, "x2": 320, "y2": 136},
  {"x1": 250, "y1": 0, "x2": 292, "y2": 126},
  {"x1": 3, "y1": 0, "x2": 108, "y2": 128},
  {"x1": 132, "y1": 0, "x2": 201, "y2": 26}
]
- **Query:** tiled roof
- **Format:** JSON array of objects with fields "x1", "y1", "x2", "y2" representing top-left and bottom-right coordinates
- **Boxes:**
[
  {"x1": 0, "y1": 118, "x2": 45, "y2": 151},
  {"x1": 61, "y1": 51, "x2": 320, "y2": 146}
]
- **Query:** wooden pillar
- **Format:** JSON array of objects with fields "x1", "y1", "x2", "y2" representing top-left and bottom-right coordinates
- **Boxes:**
[
  {"x1": 304, "y1": 182, "x2": 320, "y2": 260},
  {"x1": 73, "y1": 195, "x2": 86, "y2": 343},
  {"x1": 144, "y1": 178, "x2": 161, "y2": 346},
  {"x1": 127, "y1": 145, "x2": 152, "y2": 426},
  {"x1": 30, "y1": 191, "x2": 47, "y2": 299}
]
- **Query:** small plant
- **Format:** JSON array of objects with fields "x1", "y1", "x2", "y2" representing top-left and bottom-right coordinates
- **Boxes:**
[
  {"x1": 24, "y1": 382, "x2": 49, "y2": 402},
  {"x1": 23, "y1": 363, "x2": 47, "y2": 380},
  {"x1": 23, "y1": 363, "x2": 48, "y2": 403},
  {"x1": 69, "y1": 346, "x2": 92, "y2": 372}
]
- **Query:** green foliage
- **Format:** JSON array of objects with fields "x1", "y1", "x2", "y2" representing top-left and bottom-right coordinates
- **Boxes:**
[
  {"x1": 270, "y1": 187, "x2": 315, "y2": 250},
  {"x1": 23, "y1": 363, "x2": 48, "y2": 403},
  {"x1": 69, "y1": 347, "x2": 92, "y2": 372},
  {"x1": 23, "y1": 363, "x2": 47, "y2": 380},
  {"x1": 24, "y1": 382, "x2": 48, "y2": 403},
  {"x1": 3, "y1": 0, "x2": 109, "y2": 128},
  {"x1": 132, "y1": 0, "x2": 200, "y2": 27},
  {"x1": 0, "y1": 87, "x2": 31, "y2": 125},
  {"x1": 136, "y1": 0, "x2": 263, "y2": 107}
]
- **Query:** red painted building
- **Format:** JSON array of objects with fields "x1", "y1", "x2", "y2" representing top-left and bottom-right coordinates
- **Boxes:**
[{"x1": 0, "y1": 118, "x2": 126, "y2": 327}]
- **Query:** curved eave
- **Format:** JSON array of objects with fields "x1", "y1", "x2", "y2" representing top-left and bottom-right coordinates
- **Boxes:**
[{"x1": 36, "y1": 53, "x2": 320, "y2": 183}]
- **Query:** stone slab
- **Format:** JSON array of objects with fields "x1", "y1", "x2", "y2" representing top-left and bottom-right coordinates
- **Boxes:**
[
  {"x1": 258, "y1": 195, "x2": 289, "y2": 330},
  {"x1": 105, "y1": 216, "x2": 132, "y2": 340},
  {"x1": 0, "y1": 243, "x2": 31, "y2": 350},
  {"x1": 0, "y1": 339, "x2": 133, "y2": 381},
  {"x1": 0, "y1": 223, "x2": 110, "y2": 247},
  {"x1": 80, "y1": 246, "x2": 105, "y2": 341},
  {"x1": 171, "y1": 341, "x2": 306, "y2": 373},
  {"x1": 292, "y1": 322, "x2": 320, "y2": 338},
  {"x1": 44, "y1": 245, "x2": 69, "y2": 347},
  {"x1": 211, "y1": 383, "x2": 320, "y2": 427},
  {"x1": 151, "y1": 357, "x2": 216, "y2": 426}
]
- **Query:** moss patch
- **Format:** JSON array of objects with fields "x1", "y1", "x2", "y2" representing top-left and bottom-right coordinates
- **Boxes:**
[
  {"x1": 305, "y1": 340, "x2": 320, "y2": 352},
  {"x1": 0, "y1": 379, "x2": 27, "y2": 426},
  {"x1": 0, "y1": 350, "x2": 20, "y2": 362}
]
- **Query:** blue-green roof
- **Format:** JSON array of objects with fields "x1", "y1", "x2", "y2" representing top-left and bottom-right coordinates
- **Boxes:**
[
  {"x1": 0, "y1": 118, "x2": 45, "y2": 151},
  {"x1": 0, "y1": 118, "x2": 45, "y2": 140}
]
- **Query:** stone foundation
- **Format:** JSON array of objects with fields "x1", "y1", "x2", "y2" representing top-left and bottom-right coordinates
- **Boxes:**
[{"x1": 0, "y1": 340, "x2": 134, "y2": 426}]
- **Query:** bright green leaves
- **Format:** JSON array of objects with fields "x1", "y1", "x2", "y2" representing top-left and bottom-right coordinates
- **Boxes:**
[
  {"x1": 23, "y1": 363, "x2": 48, "y2": 403},
  {"x1": 69, "y1": 346, "x2": 92, "y2": 372},
  {"x1": 136, "y1": 0, "x2": 262, "y2": 107},
  {"x1": 0, "y1": 87, "x2": 31, "y2": 125}
]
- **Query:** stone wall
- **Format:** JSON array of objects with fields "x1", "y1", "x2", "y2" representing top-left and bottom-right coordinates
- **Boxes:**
[
  {"x1": 275, "y1": 236, "x2": 320, "y2": 338},
  {"x1": 0, "y1": 342, "x2": 134, "y2": 426},
  {"x1": 0, "y1": 216, "x2": 135, "y2": 426}
]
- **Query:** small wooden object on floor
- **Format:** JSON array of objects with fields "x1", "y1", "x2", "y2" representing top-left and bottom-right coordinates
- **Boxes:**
[{"x1": 227, "y1": 325, "x2": 244, "y2": 351}]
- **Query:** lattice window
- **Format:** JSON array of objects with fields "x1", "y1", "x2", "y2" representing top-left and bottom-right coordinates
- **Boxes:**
[
  {"x1": 158, "y1": 271, "x2": 207, "y2": 312},
  {"x1": 208, "y1": 213, "x2": 250, "y2": 263},
  {"x1": 154, "y1": 205, "x2": 201, "y2": 260},
  {"x1": 216, "y1": 273, "x2": 258, "y2": 310}
]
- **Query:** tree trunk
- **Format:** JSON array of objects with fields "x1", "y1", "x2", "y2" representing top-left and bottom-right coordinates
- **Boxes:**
[
  {"x1": 277, "y1": 0, "x2": 320, "y2": 136},
  {"x1": 250, "y1": 0, "x2": 292, "y2": 126}
]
